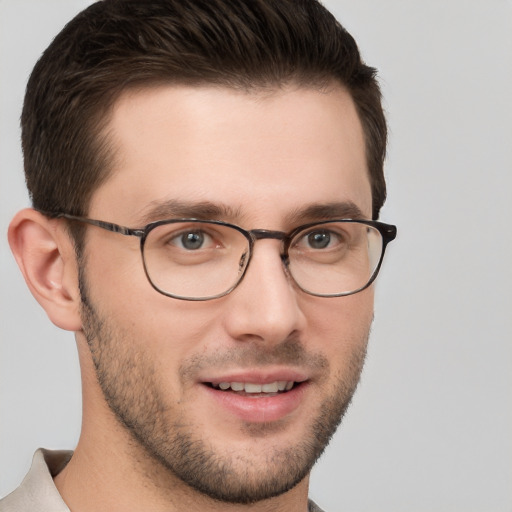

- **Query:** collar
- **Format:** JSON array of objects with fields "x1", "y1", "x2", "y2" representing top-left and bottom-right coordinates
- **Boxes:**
[{"x1": 1, "y1": 448, "x2": 71, "y2": 511}]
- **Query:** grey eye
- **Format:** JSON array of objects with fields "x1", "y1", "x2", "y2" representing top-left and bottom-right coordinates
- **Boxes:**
[
  {"x1": 179, "y1": 231, "x2": 207, "y2": 250},
  {"x1": 306, "y1": 231, "x2": 331, "y2": 249}
]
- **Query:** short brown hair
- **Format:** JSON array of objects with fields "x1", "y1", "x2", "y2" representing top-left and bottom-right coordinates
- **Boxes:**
[{"x1": 22, "y1": 0, "x2": 387, "y2": 224}]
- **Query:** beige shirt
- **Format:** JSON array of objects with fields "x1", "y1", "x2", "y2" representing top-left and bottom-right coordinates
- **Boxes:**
[
  {"x1": 0, "y1": 449, "x2": 325, "y2": 511},
  {"x1": 0, "y1": 449, "x2": 71, "y2": 511}
]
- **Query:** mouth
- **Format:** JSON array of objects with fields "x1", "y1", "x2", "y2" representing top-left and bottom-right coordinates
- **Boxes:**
[
  {"x1": 199, "y1": 371, "x2": 310, "y2": 422},
  {"x1": 204, "y1": 380, "x2": 302, "y2": 397}
]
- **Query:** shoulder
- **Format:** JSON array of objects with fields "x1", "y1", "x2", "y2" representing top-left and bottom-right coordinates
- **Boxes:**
[{"x1": 308, "y1": 498, "x2": 326, "y2": 512}]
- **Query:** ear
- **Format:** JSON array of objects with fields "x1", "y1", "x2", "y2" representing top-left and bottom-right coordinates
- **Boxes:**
[{"x1": 8, "y1": 208, "x2": 83, "y2": 332}]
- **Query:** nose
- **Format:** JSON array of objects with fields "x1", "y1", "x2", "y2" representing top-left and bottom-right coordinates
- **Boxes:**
[{"x1": 222, "y1": 240, "x2": 306, "y2": 344}]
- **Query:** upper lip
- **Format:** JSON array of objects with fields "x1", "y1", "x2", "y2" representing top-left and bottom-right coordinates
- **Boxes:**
[{"x1": 199, "y1": 368, "x2": 309, "y2": 386}]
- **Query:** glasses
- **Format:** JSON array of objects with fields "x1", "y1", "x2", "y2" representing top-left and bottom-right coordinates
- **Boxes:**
[{"x1": 50, "y1": 213, "x2": 396, "y2": 301}]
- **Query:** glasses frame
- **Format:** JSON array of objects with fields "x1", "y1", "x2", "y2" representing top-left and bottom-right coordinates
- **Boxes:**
[{"x1": 46, "y1": 212, "x2": 397, "y2": 301}]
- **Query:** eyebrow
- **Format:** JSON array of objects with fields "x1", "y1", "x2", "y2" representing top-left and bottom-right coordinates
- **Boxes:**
[
  {"x1": 135, "y1": 199, "x2": 366, "y2": 227},
  {"x1": 284, "y1": 201, "x2": 367, "y2": 225},
  {"x1": 136, "y1": 199, "x2": 244, "y2": 226}
]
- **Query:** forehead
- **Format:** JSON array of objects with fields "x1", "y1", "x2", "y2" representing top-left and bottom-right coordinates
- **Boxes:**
[{"x1": 90, "y1": 84, "x2": 372, "y2": 226}]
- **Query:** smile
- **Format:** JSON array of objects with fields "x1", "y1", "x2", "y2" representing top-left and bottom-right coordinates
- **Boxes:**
[
  {"x1": 208, "y1": 381, "x2": 297, "y2": 394},
  {"x1": 202, "y1": 378, "x2": 308, "y2": 422}
]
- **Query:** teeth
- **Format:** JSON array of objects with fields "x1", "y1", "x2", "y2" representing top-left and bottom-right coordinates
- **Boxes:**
[
  {"x1": 245, "y1": 383, "x2": 262, "y2": 393},
  {"x1": 212, "y1": 381, "x2": 296, "y2": 393},
  {"x1": 262, "y1": 382, "x2": 279, "y2": 393}
]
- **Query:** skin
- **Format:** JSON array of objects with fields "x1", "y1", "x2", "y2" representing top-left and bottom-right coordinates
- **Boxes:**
[{"x1": 9, "y1": 84, "x2": 374, "y2": 512}]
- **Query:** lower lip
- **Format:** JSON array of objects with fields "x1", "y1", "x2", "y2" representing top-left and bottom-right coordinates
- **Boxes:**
[{"x1": 202, "y1": 383, "x2": 308, "y2": 423}]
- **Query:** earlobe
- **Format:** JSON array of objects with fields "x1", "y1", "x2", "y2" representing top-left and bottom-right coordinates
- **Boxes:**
[{"x1": 8, "y1": 208, "x2": 83, "y2": 332}]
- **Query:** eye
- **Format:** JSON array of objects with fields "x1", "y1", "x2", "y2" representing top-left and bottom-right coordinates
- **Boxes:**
[
  {"x1": 306, "y1": 230, "x2": 333, "y2": 249},
  {"x1": 172, "y1": 230, "x2": 214, "y2": 250},
  {"x1": 298, "y1": 229, "x2": 342, "y2": 250}
]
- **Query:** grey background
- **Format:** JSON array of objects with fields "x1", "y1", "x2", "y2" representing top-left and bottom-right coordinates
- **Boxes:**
[{"x1": 1, "y1": 1, "x2": 511, "y2": 510}]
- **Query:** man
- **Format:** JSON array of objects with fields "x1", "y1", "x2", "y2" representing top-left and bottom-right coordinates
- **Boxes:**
[{"x1": 1, "y1": 0, "x2": 396, "y2": 510}]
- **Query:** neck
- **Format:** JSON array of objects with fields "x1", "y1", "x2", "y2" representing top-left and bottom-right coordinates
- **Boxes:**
[{"x1": 54, "y1": 434, "x2": 311, "y2": 512}]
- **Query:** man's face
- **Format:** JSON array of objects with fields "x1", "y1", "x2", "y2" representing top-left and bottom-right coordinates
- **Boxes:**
[{"x1": 79, "y1": 84, "x2": 373, "y2": 502}]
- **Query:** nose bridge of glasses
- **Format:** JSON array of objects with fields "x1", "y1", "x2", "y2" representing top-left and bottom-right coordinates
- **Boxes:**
[
  {"x1": 249, "y1": 229, "x2": 289, "y2": 258},
  {"x1": 249, "y1": 229, "x2": 287, "y2": 241},
  {"x1": 245, "y1": 229, "x2": 290, "y2": 268}
]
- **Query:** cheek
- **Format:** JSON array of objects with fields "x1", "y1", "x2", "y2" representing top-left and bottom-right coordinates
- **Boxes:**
[
  {"x1": 106, "y1": 286, "x2": 221, "y2": 359},
  {"x1": 303, "y1": 289, "x2": 374, "y2": 357},
  {"x1": 83, "y1": 266, "x2": 218, "y2": 377}
]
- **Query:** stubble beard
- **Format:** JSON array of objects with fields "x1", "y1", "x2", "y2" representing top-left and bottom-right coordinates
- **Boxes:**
[{"x1": 79, "y1": 271, "x2": 369, "y2": 504}]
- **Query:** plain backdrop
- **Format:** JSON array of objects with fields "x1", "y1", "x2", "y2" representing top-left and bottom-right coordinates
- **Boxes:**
[{"x1": 1, "y1": 1, "x2": 511, "y2": 510}]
